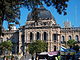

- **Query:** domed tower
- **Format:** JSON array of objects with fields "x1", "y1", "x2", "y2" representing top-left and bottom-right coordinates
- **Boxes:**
[
  {"x1": 26, "y1": 6, "x2": 56, "y2": 27},
  {"x1": 25, "y1": 6, "x2": 61, "y2": 52},
  {"x1": 27, "y1": 7, "x2": 53, "y2": 21}
]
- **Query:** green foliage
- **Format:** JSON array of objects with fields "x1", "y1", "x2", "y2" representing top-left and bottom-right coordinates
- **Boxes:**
[
  {"x1": 67, "y1": 39, "x2": 76, "y2": 48},
  {"x1": 0, "y1": 40, "x2": 13, "y2": 53},
  {"x1": 22, "y1": 0, "x2": 69, "y2": 15},
  {"x1": 0, "y1": 0, "x2": 20, "y2": 22},
  {"x1": 73, "y1": 45, "x2": 79, "y2": 52},
  {"x1": 35, "y1": 40, "x2": 47, "y2": 53},
  {"x1": 0, "y1": 0, "x2": 69, "y2": 35},
  {"x1": 28, "y1": 40, "x2": 47, "y2": 55},
  {"x1": 28, "y1": 42, "x2": 37, "y2": 55},
  {"x1": 0, "y1": 0, "x2": 20, "y2": 35}
]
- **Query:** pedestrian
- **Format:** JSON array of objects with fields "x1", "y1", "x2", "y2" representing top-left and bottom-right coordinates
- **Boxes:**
[
  {"x1": 58, "y1": 55, "x2": 61, "y2": 60},
  {"x1": 67, "y1": 53, "x2": 70, "y2": 60},
  {"x1": 55, "y1": 56, "x2": 58, "y2": 60}
]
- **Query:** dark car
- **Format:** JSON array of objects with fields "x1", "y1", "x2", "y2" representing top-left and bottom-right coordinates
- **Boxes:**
[{"x1": 75, "y1": 52, "x2": 80, "y2": 60}]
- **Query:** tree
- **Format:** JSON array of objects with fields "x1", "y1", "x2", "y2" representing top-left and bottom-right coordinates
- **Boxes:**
[
  {"x1": 0, "y1": 0, "x2": 69, "y2": 36},
  {"x1": 67, "y1": 39, "x2": 76, "y2": 48},
  {"x1": 73, "y1": 45, "x2": 79, "y2": 53},
  {"x1": 35, "y1": 40, "x2": 48, "y2": 52},
  {"x1": 0, "y1": 40, "x2": 13, "y2": 55},
  {"x1": 22, "y1": 0, "x2": 69, "y2": 14},
  {"x1": 22, "y1": 0, "x2": 69, "y2": 22},
  {"x1": 28, "y1": 40, "x2": 47, "y2": 60},
  {"x1": 0, "y1": 0, "x2": 20, "y2": 36}
]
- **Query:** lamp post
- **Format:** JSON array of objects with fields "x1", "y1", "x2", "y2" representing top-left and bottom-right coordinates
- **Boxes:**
[
  {"x1": 24, "y1": 42, "x2": 27, "y2": 55},
  {"x1": 21, "y1": 26, "x2": 25, "y2": 55}
]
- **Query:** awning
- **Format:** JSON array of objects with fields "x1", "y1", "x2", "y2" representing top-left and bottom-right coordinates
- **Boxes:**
[
  {"x1": 48, "y1": 51, "x2": 58, "y2": 56},
  {"x1": 39, "y1": 52, "x2": 48, "y2": 55},
  {"x1": 66, "y1": 48, "x2": 76, "y2": 52},
  {"x1": 60, "y1": 46, "x2": 67, "y2": 52}
]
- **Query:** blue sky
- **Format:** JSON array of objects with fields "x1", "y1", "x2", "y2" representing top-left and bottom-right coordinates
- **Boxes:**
[{"x1": 3, "y1": 0, "x2": 80, "y2": 29}]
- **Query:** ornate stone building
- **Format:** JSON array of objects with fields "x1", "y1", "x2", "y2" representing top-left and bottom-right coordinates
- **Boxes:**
[{"x1": 0, "y1": 7, "x2": 80, "y2": 55}]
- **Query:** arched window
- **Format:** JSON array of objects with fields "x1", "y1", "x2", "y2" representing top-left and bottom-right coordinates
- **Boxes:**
[
  {"x1": 30, "y1": 32, "x2": 33, "y2": 41},
  {"x1": 69, "y1": 35, "x2": 72, "y2": 40},
  {"x1": 62, "y1": 36, "x2": 65, "y2": 42},
  {"x1": 53, "y1": 34, "x2": 57, "y2": 41},
  {"x1": 36, "y1": 32, "x2": 40, "y2": 40},
  {"x1": 43, "y1": 32, "x2": 48, "y2": 41},
  {"x1": 75, "y1": 35, "x2": 79, "y2": 42}
]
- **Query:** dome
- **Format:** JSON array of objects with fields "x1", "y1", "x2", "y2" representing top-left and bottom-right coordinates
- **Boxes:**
[{"x1": 27, "y1": 7, "x2": 54, "y2": 21}]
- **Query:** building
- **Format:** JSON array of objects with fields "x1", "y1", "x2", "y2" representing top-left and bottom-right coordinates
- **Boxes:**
[{"x1": 0, "y1": 7, "x2": 80, "y2": 55}]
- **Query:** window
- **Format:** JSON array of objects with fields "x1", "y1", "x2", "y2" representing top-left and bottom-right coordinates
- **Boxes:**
[
  {"x1": 62, "y1": 36, "x2": 65, "y2": 42},
  {"x1": 75, "y1": 35, "x2": 79, "y2": 42},
  {"x1": 53, "y1": 34, "x2": 57, "y2": 40},
  {"x1": 36, "y1": 32, "x2": 40, "y2": 40},
  {"x1": 30, "y1": 32, "x2": 33, "y2": 41},
  {"x1": 69, "y1": 35, "x2": 72, "y2": 40},
  {"x1": 43, "y1": 32, "x2": 48, "y2": 41}
]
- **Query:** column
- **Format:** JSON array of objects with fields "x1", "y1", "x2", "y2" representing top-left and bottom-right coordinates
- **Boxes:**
[
  {"x1": 25, "y1": 30, "x2": 26, "y2": 43},
  {"x1": 19, "y1": 31, "x2": 23, "y2": 55},
  {"x1": 24, "y1": 30, "x2": 27, "y2": 54},
  {"x1": 51, "y1": 32, "x2": 54, "y2": 51},
  {"x1": 41, "y1": 32, "x2": 43, "y2": 40},
  {"x1": 34, "y1": 32, "x2": 36, "y2": 41},
  {"x1": 48, "y1": 31, "x2": 51, "y2": 52},
  {"x1": 27, "y1": 32, "x2": 30, "y2": 43},
  {"x1": 57, "y1": 35, "x2": 60, "y2": 50}
]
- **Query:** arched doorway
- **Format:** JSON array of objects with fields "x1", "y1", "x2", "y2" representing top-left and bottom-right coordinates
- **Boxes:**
[{"x1": 54, "y1": 46, "x2": 56, "y2": 51}]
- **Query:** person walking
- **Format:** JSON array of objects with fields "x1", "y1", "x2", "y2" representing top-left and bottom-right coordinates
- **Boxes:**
[
  {"x1": 55, "y1": 56, "x2": 58, "y2": 60},
  {"x1": 58, "y1": 55, "x2": 61, "y2": 60}
]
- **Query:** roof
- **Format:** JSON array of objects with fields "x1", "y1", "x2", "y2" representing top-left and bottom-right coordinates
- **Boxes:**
[{"x1": 27, "y1": 7, "x2": 54, "y2": 21}]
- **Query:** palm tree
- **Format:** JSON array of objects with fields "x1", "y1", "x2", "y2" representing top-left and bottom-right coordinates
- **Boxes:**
[
  {"x1": 73, "y1": 45, "x2": 79, "y2": 53},
  {"x1": 67, "y1": 39, "x2": 76, "y2": 48}
]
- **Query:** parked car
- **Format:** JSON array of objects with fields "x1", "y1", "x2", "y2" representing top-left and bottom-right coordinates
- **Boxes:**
[{"x1": 75, "y1": 52, "x2": 80, "y2": 60}]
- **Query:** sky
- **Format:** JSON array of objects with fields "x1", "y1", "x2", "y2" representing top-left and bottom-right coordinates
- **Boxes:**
[{"x1": 3, "y1": 0, "x2": 80, "y2": 29}]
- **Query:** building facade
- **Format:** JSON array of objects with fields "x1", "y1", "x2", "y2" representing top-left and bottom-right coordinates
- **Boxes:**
[{"x1": 0, "y1": 7, "x2": 80, "y2": 55}]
